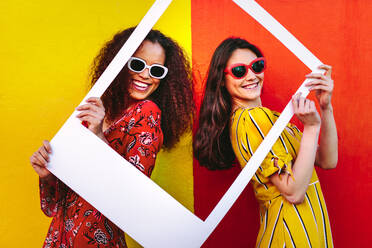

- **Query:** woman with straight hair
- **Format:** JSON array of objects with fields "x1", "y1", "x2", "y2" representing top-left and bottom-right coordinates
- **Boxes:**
[
  {"x1": 30, "y1": 27, "x2": 194, "y2": 247},
  {"x1": 194, "y1": 37, "x2": 337, "y2": 247}
]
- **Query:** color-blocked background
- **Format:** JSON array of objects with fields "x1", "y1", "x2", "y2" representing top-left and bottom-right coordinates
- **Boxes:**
[
  {"x1": 192, "y1": 0, "x2": 371, "y2": 247},
  {"x1": 1, "y1": 0, "x2": 371, "y2": 247},
  {"x1": 0, "y1": 1, "x2": 192, "y2": 247}
]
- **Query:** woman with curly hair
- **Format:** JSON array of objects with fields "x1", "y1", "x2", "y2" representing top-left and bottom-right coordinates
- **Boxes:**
[
  {"x1": 30, "y1": 28, "x2": 194, "y2": 247},
  {"x1": 194, "y1": 37, "x2": 337, "y2": 247}
]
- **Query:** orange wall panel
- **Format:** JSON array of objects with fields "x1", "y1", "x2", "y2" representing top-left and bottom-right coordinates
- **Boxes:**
[{"x1": 192, "y1": 0, "x2": 372, "y2": 247}]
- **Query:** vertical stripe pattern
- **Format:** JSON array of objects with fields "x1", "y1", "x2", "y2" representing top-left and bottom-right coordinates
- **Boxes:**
[{"x1": 230, "y1": 107, "x2": 333, "y2": 248}]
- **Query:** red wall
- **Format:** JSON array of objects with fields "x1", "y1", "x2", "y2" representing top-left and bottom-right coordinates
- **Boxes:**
[{"x1": 192, "y1": 0, "x2": 372, "y2": 247}]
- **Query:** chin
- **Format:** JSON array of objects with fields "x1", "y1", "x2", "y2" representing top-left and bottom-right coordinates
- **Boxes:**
[{"x1": 129, "y1": 92, "x2": 149, "y2": 101}]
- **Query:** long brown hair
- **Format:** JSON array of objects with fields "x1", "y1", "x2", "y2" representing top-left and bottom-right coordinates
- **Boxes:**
[
  {"x1": 91, "y1": 27, "x2": 194, "y2": 149},
  {"x1": 193, "y1": 37, "x2": 263, "y2": 170}
]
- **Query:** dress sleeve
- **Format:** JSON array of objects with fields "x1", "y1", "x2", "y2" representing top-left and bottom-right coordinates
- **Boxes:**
[
  {"x1": 106, "y1": 101, "x2": 163, "y2": 177},
  {"x1": 39, "y1": 176, "x2": 59, "y2": 217},
  {"x1": 287, "y1": 122, "x2": 303, "y2": 141},
  {"x1": 236, "y1": 107, "x2": 294, "y2": 178}
]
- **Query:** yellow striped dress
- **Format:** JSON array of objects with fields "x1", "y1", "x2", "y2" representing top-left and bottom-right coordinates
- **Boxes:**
[{"x1": 230, "y1": 107, "x2": 333, "y2": 248}]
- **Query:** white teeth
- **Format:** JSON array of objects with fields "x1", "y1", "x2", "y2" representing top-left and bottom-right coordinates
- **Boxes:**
[
  {"x1": 245, "y1": 83, "x2": 258, "y2": 89},
  {"x1": 133, "y1": 80, "x2": 149, "y2": 88}
]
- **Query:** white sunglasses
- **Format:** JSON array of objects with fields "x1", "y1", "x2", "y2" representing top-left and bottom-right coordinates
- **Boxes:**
[{"x1": 127, "y1": 57, "x2": 168, "y2": 79}]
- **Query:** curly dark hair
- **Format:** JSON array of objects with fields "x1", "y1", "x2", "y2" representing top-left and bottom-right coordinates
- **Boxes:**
[
  {"x1": 58, "y1": 27, "x2": 195, "y2": 218},
  {"x1": 193, "y1": 37, "x2": 264, "y2": 170},
  {"x1": 90, "y1": 27, "x2": 194, "y2": 149}
]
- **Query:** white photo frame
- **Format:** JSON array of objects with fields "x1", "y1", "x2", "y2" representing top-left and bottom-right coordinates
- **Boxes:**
[{"x1": 47, "y1": 0, "x2": 324, "y2": 247}]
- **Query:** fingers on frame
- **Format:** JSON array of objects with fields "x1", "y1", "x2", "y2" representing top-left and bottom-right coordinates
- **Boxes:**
[
  {"x1": 292, "y1": 95, "x2": 298, "y2": 110},
  {"x1": 76, "y1": 110, "x2": 104, "y2": 120},
  {"x1": 306, "y1": 73, "x2": 327, "y2": 80},
  {"x1": 299, "y1": 98, "x2": 309, "y2": 114},
  {"x1": 292, "y1": 93, "x2": 301, "y2": 111},
  {"x1": 86, "y1": 97, "x2": 104, "y2": 108},
  {"x1": 307, "y1": 80, "x2": 333, "y2": 91},
  {"x1": 298, "y1": 97, "x2": 306, "y2": 113},
  {"x1": 318, "y1": 64, "x2": 332, "y2": 77},
  {"x1": 76, "y1": 103, "x2": 101, "y2": 112},
  {"x1": 309, "y1": 100, "x2": 316, "y2": 112},
  {"x1": 307, "y1": 79, "x2": 330, "y2": 86},
  {"x1": 76, "y1": 116, "x2": 102, "y2": 125},
  {"x1": 310, "y1": 85, "x2": 332, "y2": 92},
  {"x1": 319, "y1": 64, "x2": 332, "y2": 71},
  {"x1": 43, "y1": 140, "x2": 52, "y2": 153},
  {"x1": 32, "y1": 151, "x2": 48, "y2": 167},
  {"x1": 305, "y1": 99, "x2": 313, "y2": 113},
  {"x1": 39, "y1": 147, "x2": 50, "y2": 162}
]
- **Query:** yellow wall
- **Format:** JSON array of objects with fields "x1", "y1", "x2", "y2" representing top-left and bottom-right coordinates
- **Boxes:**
[{"x1": 0, "y1": 0, "x2": 192, "y2": 247}]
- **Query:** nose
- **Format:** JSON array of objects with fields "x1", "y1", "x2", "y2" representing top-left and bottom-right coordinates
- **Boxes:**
[
  {"x1": 244, "y1": 68, "x2": 257, "y2": 81},
  {"x1": 138, "y1": 68, "x2": 150, "y2": 79}
]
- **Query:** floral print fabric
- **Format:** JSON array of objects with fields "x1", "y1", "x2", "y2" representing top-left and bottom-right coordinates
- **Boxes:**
[{"x1": 40, "y1": 100, "x2": 163, "y2": 247}]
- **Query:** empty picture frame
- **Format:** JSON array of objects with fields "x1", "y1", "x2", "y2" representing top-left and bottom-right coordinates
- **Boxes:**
[{"x1": 47, "y1": 0, "x2": 324, "y2": 247}]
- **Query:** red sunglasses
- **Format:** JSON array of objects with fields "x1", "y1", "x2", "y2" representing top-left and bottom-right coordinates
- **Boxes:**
[{"x1": 224, "y1": 57, "x2": 266, "y2": 79}]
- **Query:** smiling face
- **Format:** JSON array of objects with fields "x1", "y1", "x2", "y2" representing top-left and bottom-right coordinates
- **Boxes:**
[
  {"x1": 128, "y1": 40, "x2": 166, "y2": 102},
  {"x1": 224, "y1": 48, "x2": 264, "y2": 109}
]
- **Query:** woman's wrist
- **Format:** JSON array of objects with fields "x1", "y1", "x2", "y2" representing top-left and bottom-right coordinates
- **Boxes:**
[
  {"x1": 303, "y1": 123, "x2": 321, "y2": 134},
  {"x1": 320, "y1": 103, "x2": 333, "y2": 112},
  {"x1": 96, "y1": 132, "x2": 109, "y2": 144},
  {"x1": 40, "y1": 174, "x2": 55, "y2": 182}
]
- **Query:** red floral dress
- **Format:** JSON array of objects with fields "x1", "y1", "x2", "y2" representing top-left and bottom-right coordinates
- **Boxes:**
[{"x1": 40, "y1": 100, "x2": 163, "y2": 248}]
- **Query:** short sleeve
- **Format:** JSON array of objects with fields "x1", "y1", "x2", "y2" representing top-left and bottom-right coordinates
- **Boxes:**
[
  {"x1": 105, "y1": 101, "x2": 163, "y2": 177},
  {"x1": 287, "y1": 122, "x2": 303, "y2": 141},
  {"x1": 236, "y1": 107, "x2": 293, "y2": 178}
]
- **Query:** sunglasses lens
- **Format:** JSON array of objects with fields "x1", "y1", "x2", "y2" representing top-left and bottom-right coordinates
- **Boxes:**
[
  {"x1": 150, "y1": 66, "x2": 166, "y2": 78},
  {"x1": 231, "y1": 66, "x2": 247, "y2": 78},
  {"x1": 251, "y1": 60, "x2": 265, "y2": 73},
  {"x1": 129, "y1": 59, "x2": 145, "y2": 72}
]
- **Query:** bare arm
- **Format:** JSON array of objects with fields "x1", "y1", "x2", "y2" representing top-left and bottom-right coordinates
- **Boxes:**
[
  {"x1": 306, "y1": 64, "x2": 338, "y2": 169},
  {"x1": 316, "y1": 105, "x2": 338, "y2": 169},
  {"x1": 270, "y1": 94, "x2": 321, "y2": 204}
]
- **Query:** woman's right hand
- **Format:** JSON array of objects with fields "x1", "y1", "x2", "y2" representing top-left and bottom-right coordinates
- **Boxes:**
[
  {"x1": 292, "y1": 93, "x2": 321, "y2": 128},
  {"x1": 30, "y1": 140, "x2": 53, "y2": 179},
  {"x1": 76, "y1": 97, "x2": 106, "y2": 141}
]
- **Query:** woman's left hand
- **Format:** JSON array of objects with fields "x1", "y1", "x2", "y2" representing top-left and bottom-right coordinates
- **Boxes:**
[
  {"x1": 76, "y1": 97, "x2": 105, "y2": 137},
  {"x1": 305, "y1": 64, "x2": 334, "y2": 110}
]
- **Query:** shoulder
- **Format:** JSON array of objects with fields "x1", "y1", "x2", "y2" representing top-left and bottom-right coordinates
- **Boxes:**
[
  {"x1": 108, "y1": 100, "x2": 161, "y2": 129},
  {"x1": 134, "y1": 100, "x2": 161, "y2": 114},
  {"x1": 132, "y1": 100, "x2": 162, "y2": 130},
  {"x1": 234, "y1": 107, "x2": 278, "y2": 126}
]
